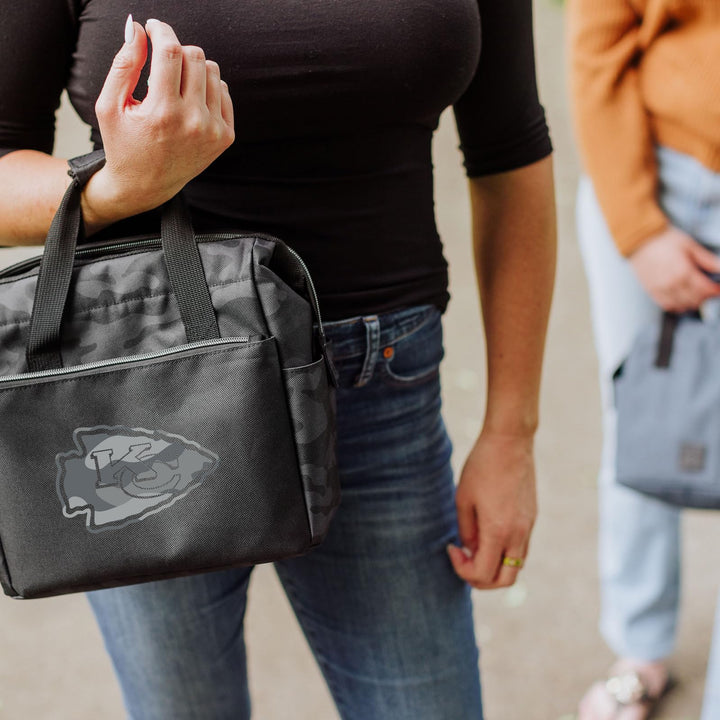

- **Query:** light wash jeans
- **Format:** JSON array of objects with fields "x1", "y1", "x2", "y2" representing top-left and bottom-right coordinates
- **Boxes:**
[
  {"x1": 577, "y1": 146, "x2": 720, "y2": 719},
  {"x1": 87, "y1": 305, "x2": 483, "y2": 720}
]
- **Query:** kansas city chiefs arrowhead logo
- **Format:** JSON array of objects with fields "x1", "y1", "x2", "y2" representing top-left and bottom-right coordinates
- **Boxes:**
[{"x1": 56, "y1": 426, "x2": 219, "y2": 532}]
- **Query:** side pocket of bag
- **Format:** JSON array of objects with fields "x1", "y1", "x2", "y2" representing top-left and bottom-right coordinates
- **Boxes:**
[{"x1": 283, "y1": 357, "x2": 340, "y2": 546}]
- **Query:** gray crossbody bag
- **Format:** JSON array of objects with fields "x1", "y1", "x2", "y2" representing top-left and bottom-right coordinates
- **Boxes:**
[
  {"x1": 0, "y1": 151, "x2": 340, "y2": 598},
  {"x1": 615, "y1": 310, "x2": 720, "y2": 508}
]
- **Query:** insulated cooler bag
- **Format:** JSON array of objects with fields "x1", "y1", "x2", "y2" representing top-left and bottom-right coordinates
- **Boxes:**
[{"x1": 0, "y1": 152, "x2": 340, "y2": 598}]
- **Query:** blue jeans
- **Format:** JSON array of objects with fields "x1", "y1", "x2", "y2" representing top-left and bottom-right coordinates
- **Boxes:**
[
  {"x1": 88, "y1": 305, "x2": 483, "y2": 720},
  {"x1": 577, "y1": 146, "x2": 720, "y2": 719}
]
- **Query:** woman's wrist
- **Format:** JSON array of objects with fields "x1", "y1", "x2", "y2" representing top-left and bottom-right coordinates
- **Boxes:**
[
  {"x1": 79, "y1": 165, "x2": 163, "y2": 236},
  {"x1": 481, "y1": 407, "x2": 539, "y2": 439},
  {"x1": 80, "y1": 167, "x2": 127, "y2": 235}
]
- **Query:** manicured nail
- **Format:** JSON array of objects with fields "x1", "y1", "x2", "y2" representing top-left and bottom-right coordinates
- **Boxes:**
[
  {"x1": 146, "y1": 18, "x2": 159, "y2": 26},
  {"x1": 124, "y1": 14, "x2": 134, "y2": 44}
]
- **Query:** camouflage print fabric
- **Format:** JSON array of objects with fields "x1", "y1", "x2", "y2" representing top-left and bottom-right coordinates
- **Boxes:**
[
  {"x1": 283, "y1": 357, "x2": 340, "y2": 545},
  {"x1": 0, "y1": 236, "x2": 317, "y2": 373}
]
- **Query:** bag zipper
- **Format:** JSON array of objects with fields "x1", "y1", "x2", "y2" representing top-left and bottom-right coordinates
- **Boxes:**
[{"x1": 0, "y1": 336, "x2": 250, "y2": 385}]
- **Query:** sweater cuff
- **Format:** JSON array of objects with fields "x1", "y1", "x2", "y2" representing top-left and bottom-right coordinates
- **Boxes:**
[{"x1": 613, "y1": 211, "x2": 669, "y2": 257}]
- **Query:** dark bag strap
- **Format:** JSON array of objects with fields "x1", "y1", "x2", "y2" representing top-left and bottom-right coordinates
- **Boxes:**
[
  {"x1": 160, "y1": 195, "x2": 221, "y2": 344},
  {"x1": 655, "y1": 310, "x2": 702, "y2": 368},
  {"x1": 26, "y1": 151, "x2": 220, "y2": 372}
]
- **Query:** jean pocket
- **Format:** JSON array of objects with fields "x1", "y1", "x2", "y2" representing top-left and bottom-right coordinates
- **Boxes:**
[{"x1": 380, "y1": 309, "x2": 444, "y2": 387}]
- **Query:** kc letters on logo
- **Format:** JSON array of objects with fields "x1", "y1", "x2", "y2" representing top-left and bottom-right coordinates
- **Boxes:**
[{"x1": 56, "y1": 426, "x2": 219, "y2": 532}]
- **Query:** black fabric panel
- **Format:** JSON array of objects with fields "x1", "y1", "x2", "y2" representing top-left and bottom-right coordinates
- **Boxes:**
[{"x1": 0, "y1": 339, "x2": 311, "y2": 598}]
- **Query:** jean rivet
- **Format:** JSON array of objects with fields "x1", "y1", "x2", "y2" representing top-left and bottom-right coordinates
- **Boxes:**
[{"x1": 383, "y1": 347, "x2": 394, "y2": 359}]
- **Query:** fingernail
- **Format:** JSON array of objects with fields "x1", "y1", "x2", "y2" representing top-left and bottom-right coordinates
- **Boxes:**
[
  {"x1": 124, "y1": 14, "x2": 134, "y2": 44},
  {"x1": 146, "y1": 18, "x2": 159, "y2": 26}
]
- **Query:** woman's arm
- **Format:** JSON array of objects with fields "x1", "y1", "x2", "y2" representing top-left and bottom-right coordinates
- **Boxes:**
[
  {"x1": 447, "y1": 155, "x2": 556, "y2": 588},
  {"x1": 568, "y1": 0, "x2": 665, "y2": 256},
  {"x1": 569, "y1": 0, "x2": 720, "y2": 311},
  {"x1": 0, "y1": 18, "x2": 234, "y2": 244}
]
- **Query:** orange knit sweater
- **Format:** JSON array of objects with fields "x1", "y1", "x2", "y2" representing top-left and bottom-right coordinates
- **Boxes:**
[{"x1": 568, "y1": 0, "x2": 720, "y2": 256}]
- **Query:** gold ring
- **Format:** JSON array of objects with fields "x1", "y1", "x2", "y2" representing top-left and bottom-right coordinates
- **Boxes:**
[{"x1": 502, "y1": 556, "x2": 524, "y2": 569}]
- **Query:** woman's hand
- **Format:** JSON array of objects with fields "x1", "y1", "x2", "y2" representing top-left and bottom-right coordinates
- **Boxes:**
[
  {"x1": 629, "y1": 226, "x2": 720, "y2": 312},
  {"x1": 447, "y1": 429, "x2": 537, "y2": 589},
  {"x1": 82, "y1": 17, "x2": 235, "y2": 232}
]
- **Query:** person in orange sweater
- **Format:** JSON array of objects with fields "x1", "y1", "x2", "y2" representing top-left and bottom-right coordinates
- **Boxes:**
[{"x1": 569, "y1": 1, "x2": 720, "y2": 719}]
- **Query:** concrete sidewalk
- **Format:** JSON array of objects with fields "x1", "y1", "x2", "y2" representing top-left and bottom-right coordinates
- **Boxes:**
[{"x1": 1, "y1": 2, "x2": 719, "y2": 718}]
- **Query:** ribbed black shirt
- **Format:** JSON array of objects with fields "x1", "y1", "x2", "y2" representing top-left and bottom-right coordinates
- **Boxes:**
[{"x1": 0, "y1": 0, "x2": 552, "y2": 319}]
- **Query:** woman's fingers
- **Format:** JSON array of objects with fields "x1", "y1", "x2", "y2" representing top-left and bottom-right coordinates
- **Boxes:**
[
  {"x1": 180, "y1": 46, "x2": 207, "y2": 100},
  {"x1": 205, "y1": 61, "x2": 222, "y2": 116},
  {"x1": 90, "y1": 17, "x2": 235, "y2": 225},
  {"x1": 688, "y1": 241, "x2": 720, "y2": 274},
  {"x1": 145, "y1": 19, "x2": 183, "y2": 98},
  {"x1": 220, "y1": 81, "x2": 235, "y2": 130},
  {"x1": 96, "y1": 19, "x2": 148, "y2": 115},
  {"x1": 495, "y1": 542, "x2": 529, "y2": 587},
  {"x1": 473, "y1": 532, "x2": 505, "y2": 586},
  {"x1": 447, "y1": 540, "x2": 506, "y2": 589},
  {"x1": 455, "y1": 496, "x2": 478, "y2": 554}
]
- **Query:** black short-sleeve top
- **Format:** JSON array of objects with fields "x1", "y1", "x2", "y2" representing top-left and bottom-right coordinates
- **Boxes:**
[{"x1": 0, "y1": 0, "x2": 552, "y2": 319}]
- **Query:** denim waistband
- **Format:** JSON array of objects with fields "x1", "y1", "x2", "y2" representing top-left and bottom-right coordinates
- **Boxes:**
[
  {"x1": 320, "y1": 304, "x2": 441, "y2": 389},
  {"x1": 322, "y1": 305, "x2": 438, "y2": 361}
]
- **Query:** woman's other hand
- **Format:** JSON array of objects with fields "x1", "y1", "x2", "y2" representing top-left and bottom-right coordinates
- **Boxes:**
[
  {"x1": 447, "y1": 429, "x2": 536, "y2": 589},
  {"x1": 629, "y1": 226, "x2": 720, "y2": 312},
  {"x1": 82, "y1": 17, "x2": 235, "y2": 232}
]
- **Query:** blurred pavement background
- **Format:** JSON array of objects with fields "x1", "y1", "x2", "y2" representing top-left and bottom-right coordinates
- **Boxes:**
[{"x1": 1, "y1": 2, "x2": 719, "y2": 719}]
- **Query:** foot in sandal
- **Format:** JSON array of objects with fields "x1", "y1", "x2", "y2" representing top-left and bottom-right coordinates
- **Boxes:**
[{"x1": 578, "y1": 659, "x2": 674, "y2": 720}]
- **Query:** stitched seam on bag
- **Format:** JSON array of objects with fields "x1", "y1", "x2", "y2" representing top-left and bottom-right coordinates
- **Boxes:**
[
  {"x1": 0, "y1": 342, "x2": 272, "y2": 394},
  {"x1": 282, "y1": 383, "x2": 319, "y2": 544},
  {"x1": 0, "y1": 523, "x2": 19, "y2": 597},
  {"x1": 249, "y1": 240, "x2": 273, "y2": 340},
  {"x1": 0, "y1": 278, "x2": 253, "y2": 331}
]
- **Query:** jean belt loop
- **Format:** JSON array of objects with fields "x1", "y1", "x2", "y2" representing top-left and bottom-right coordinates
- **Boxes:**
[{"x1": 354, "y1": 315, "x2": 380, "y2": 387}]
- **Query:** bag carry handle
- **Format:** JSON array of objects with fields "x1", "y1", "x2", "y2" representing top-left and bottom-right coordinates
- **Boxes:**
[
  {"x1": 26, "y1": 151, "x2": 220, "y2": 372},
  {"x1": 655, "y1": 310, "x2": 702, "y2": 369}
]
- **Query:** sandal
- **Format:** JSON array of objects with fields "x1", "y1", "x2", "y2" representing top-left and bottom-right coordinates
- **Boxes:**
[{"x1": 578, "y1": 666, "x2": 676, "y2": 720}]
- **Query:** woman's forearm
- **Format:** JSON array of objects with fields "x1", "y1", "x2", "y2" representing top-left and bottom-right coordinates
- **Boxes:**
[
  {"x1": 0, "y1": 149, "x2": 142, "y2": 244},
  {"x1": 0, "y1": 150, "x2": 73, "y2": 244},
  {"x1": 470, "y1": 154, "x2": 556, "y2": 437}
]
